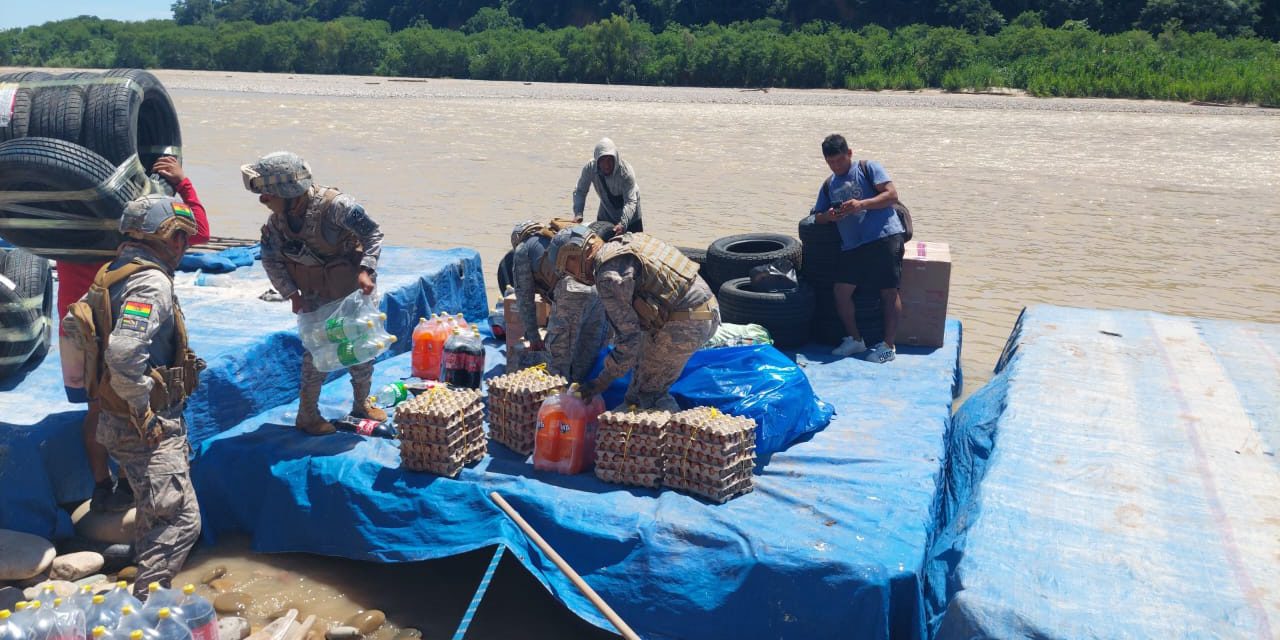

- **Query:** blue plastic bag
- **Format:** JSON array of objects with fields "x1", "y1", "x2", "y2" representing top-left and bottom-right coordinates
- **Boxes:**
[{"x1": 595, "y1": 344, "x2": 834, "y2": 456}]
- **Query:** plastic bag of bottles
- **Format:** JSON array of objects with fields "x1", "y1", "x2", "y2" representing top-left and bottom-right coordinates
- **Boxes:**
[
  {"x1": 296, "y1": 291, "x2": 394, "y2": 372},
  {"x1": 533, "y1": 390, "x2": 604, "y2": 475}
]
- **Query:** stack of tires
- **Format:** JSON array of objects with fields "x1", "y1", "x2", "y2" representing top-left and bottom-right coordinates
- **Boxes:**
[
  {"x1": 694, "y1": 232, "x2": 813, "y2": 348},
  {"x1": 0, "y1": 247, "x2": 53, "y2": 378},
  {"x1": 0, "y1": 69, "x2": 180, "y2": 262},
  {"x1": 798, "y1": 215, "x2": 883, "y2": 346}
]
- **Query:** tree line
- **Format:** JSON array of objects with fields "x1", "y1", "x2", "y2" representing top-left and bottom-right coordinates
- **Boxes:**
[
  {"x1": 2, "y1": 12, "x2": 1278, "y2": 104},
  {"x1": 170, "y1": 0, "x2": 1280, "y2": 39}
]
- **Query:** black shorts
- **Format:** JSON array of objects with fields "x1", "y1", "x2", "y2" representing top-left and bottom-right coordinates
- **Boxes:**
[{"x1": 836, "y1": 233, "x2": 905, "y2": 290}]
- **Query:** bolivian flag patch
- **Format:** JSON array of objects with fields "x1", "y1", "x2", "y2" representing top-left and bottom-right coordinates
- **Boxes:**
[
  {"x1": 172, "y1": 202, "x2": 194, "y2": 219},
  {"x1": 123, "y1": 301, "x2": 153, "y2": 318}
]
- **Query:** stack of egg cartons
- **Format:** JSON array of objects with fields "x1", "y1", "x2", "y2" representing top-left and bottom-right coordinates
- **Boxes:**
[
  {"x1": 397, "y1": 387, "x2": 486, "y2": 477},
  {"x1": 663, "y1": 407, "x2": 756, "y2": 503},
  {"x1": 594, "y1": 409, "x2": 670, "y2": 488},
  {"x1": 486, "y1": 366, "x2": 568, "y2": 455}
]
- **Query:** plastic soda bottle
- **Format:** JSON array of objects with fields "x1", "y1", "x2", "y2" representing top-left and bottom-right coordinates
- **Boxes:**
[
  {"x1": 114, "y1": 608, "x2": 155, "y2": 640},
  {"x1": 50, "y1": 600, "x2": 84, "y2": 640},
  {"x1": 140, "y1": 585, "x2": 181, "y2": 627},
  {"x1": 9, "y1": 604, "x2": 32, "y2": 630},
  {"x1": 370, "y1": 381, "x2": 410, "y2": 408},
  {"x1": 176, "y1": 587, "x2": 215, "y2": 640},
  {"x1": 71, "y1": 587, "x2": 94, "y2": 614},
  {"x1": 0, "y1": 610, "x2": 29, "y2": 640},
  {"x1": 103, "y1": 584, "x2": 141, "y2": 618},
  {"x1": 151, "y1": 611, "x2": 189, "y2": 640},
  {"x1": 534, "y1": 394, "x2": 567, "y2": 470},
  {"x1": 411, "y1": 318, "x2": 433, "y2": 379},
  {"x1": 533, "y1": 391, "x2": 603, "y2": 474},
  {"x1": 83, "y1": 598, "x2": 118, "y2": 634},
  {"x1": 334, "y1": 415, "x2": 397, "y2": 439},
  {"x1": 28, "y1": 602, "x2": 55, "y2": 640},
  {"x1": 35, "y1": 588, "x2": 57, "y2": 608}
]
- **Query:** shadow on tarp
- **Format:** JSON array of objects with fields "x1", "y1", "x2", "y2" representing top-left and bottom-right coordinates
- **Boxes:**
[{"x1": 194, "y1": 318, "x2": 963, "y2": 640}]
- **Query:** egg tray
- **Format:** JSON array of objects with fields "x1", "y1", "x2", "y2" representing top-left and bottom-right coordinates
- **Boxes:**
[
  {"x1": 664, "y1": 474, "x2": 754, "y2": 504},
  {"x1": 490, "y1": 428, "x2": 536, "y2": 457},
  {"x1": 664, "y1": 456, "x2": 755, "y2": 483},
  {"x1": 598, "y1": 409, "x2": 672, "y2": 439},
  {"x1": 594, "y1": 466, "x2": 662, "y2": 489},
  {"x1": 397, "y1": 409, "x2": 484, "y2": 446},
  {"x1": 595, "y1": 435, "x2": 666, "y2": 458},
  {"x1": 668, "y1": 407, "x2": 756, "y2": 445}
]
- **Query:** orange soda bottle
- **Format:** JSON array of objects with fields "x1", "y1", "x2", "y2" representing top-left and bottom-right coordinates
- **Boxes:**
[
  {"x1": 534, "y1": 394, "x2": 567, "y2": 471},
  {"x1": 411, "y1": 317, "x2": 432, "y2": 378}
]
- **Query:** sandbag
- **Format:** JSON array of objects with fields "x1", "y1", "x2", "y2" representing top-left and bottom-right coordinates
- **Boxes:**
[{"x1": 593, "y1": 344, "x2": 834, "y2": 456}]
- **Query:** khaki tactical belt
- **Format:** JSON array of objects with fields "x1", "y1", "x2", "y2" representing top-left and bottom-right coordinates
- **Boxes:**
[{"x1": 668, "y1": 300, "x2": 717, "y2": 321}]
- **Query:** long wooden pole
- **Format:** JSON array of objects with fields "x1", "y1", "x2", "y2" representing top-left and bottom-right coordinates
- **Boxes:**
[{"x1": 489, "y1": 491, "x2": 641, "y2": 640}]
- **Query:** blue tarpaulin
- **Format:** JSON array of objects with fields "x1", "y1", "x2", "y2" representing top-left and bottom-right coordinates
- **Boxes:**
[
  {"x1": 925, "y1": 305, "x2": 1280, "y2": 639},
  {"x1": 0, "y1": 247, "x2": 487, "y2": 538},
  {"x1": 178, "y1": 244, "x2": 260, "y2": 273},
  {"x1": 3, "y1": 247, "x2": 965, "y2": 640}
]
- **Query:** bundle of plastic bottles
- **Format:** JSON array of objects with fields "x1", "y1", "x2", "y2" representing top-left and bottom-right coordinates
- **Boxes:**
[
  {"x1": 297, "y1": 290, "x2": 394, "y2": 372},
  {"x1": 0, "y1": 582, "x2": 217, "y2": 640},
  {"x1": 533, "y1": 389, "x2": 605, "y2": 475},
  {"x1": 411, "y1": 313, "x2": 485, "y2": 388}
]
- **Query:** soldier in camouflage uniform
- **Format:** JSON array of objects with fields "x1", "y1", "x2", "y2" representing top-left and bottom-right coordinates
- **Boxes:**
[
  {"x1": 510, "y1": 221, "x2": 609, "y2": 382},
  {"x1": 242, "y1": 152, "x2": 385, "y2": 435},
  {"x1": 62, "y1": 195, "x2": 204, "y2": 598},
  {"x1": 549, "y1": 226, "x2": 719, "y2": 411}
]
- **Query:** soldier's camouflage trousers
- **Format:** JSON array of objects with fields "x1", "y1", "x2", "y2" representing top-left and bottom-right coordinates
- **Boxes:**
[
  {"x1": 97, "y1": 412, "x2": 200, "y2": 599},
  {"x1": 623, "y1": 307, "x2": 720, "y2": 411},
  {"x1": 543, "y1": 277, "x2": 610, "y2": 383},
  {"x1": 298, "y1": 351, "x2": 374, "y2": 423}
]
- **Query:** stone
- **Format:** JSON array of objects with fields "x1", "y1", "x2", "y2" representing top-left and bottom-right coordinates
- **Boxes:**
[
  {"x1": 22, "y1": 580, "x2": 76, "y2": 601},
  {"x1": 116, "y1": 566, "x2": 138, "y2": 581},
  {"x1": 305, "y1": 630, "x2": 324, "y2": 640},
  {"x1": 15, "y1": 572, "x2": 49, "y2": 588},
  {"x1": 100, "y1": 544, "x2": 134, "y2": 573},
  {"x1": 324, "y1": 626, "x2": 360, "y2": 640},
  {"x1": 0, "y1": 586, "x2": 24, "y2": 611},
  {"x1": 200, "y1": 566, "x2": 227, "y2": 585},
  {"x1": 218, "y1": 617, "x2": 251, "y2": 640},
  {"x1": 74, "y1": 574, "x2": 107, "y2": 587},
  {"x1": 70, "y1": 501, "x2": 136, "y2": 545},
  {"x1": 392, "y1": 629, "x2": 421, "y2": 640},
  {"x1": 214, "y1": 592, "x2": 252, "y2": 615},
  {"x1": 0, "y1": 530, "x2": 56, "y2": 581},
  {"x1": 49, "y1": 552, "x2": 105, "y2": 582},
  {"x1": 208, "y1": 578, "x2": 235, "y2": 593},
  {"x1": 344, "y1": 611, "x2": 385, "y2": 635}
]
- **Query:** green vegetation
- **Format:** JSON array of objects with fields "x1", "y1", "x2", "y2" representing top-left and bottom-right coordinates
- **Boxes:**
[{"x1": 2, "y1": 12, "x2": 1278, "y2": 104}]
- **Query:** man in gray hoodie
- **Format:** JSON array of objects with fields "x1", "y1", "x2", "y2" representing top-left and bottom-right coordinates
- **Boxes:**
[{"x1": 572, "y1": 137, "x2": 643, "y2": 239}]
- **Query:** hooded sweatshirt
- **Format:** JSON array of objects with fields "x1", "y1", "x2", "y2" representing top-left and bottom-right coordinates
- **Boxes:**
[{"x1": 572, "y1": 138, "x2": 641, "y2": 231}]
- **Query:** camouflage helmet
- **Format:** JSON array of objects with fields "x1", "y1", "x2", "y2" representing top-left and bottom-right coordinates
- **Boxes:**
[
  {"x1": 547, "y1": 225, "x2": 600, "y2": 283},
  {"x1": 241, "y1": 151, "x2": 313, "y2": 198},
  {"x1": 510, "y1": 220, "x2": 545, "y2": 249},
  {"x1": 119, "y1": 194, "x2": 199, "y2": 244}
]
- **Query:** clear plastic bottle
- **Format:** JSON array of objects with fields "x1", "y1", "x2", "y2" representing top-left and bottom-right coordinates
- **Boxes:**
[
  {"x1": 139, "y1": 585, "x2": 181, "y2": 627},
  {"x1": 71, "y1": 587, "x2": 95, "y2": 614},
  {"x1": 311, "y1": 335, "x2": 396, "y2": 371},
  {"x1": 175, "y1": 587, "x2": 215, "y2": 640},
  {"x1": 151, "y1": 611, "x2": 189, "y2": 640},
  {"x1": 0, "y1": 609, "x2": 29, "y2": 640},
  {"x1": 89, "y1": 627, "x2": 112, "y2": 640},
  {"x1": 369, "y1": 381, "x2": 410, "y2": 408},
  {"x1": 103, "y1": 585, "x2": 141, "y2": 619},
  {"x1": 34, "y1": 588, "x2": 57, "y2": 608},
  {"x1": 83, "y1": 597, "x2": 118, "y2": 635},
  {"x1": 51, "y1": 600, "x2": 84, "y2": 640},
  {"x1": 114, "y1": 607, "x2": 155, "y2": 640},
  {"x1": 9, "y1": 604, "x2": 32, "y2": 630},
  {"x1": 453, "y1": 313, "x2": 470, "y2": 331},
  {"x1": 306, "y1": 312, "x2": 383, "y2": 346},
  {"x1": 28, "y1": 601, "x2": 55, "y2": 640}
]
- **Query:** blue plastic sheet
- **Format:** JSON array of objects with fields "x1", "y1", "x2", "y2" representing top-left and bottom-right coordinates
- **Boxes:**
[
  {"x1": 595, "y1": 344, "x2": 834, "y2": 456},
  {"x1": 193, "y1": 320, "x2": 961, "y2": 640},
  {"x1": 178, "y1": 244, "x2": 260, "y2": 273},
  {"x1": 925, "y1": 306, "x2": 1280, "y2": 639},
  {"x1": 0, "y1": 247, "x2": 487, "y2": 538}
]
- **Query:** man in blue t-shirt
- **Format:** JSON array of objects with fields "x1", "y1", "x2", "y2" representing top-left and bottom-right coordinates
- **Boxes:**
[{"x1": 812, "y1": 134, "x2": 905, "y2": 363}]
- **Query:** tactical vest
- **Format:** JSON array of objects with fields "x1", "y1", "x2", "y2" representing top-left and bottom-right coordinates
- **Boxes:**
[
  {"x1": 267, "y1": 185, "x2": 363, "y2": 300},
  {"x1": 65, "y1": 259, "x2": 203, "y2": 427},
  {"x1": 525, "y1": 219, "x2": 586, "y2": 297},
  {"x1": 594, "y1": 233, "x2": 700, "y2": 331}
]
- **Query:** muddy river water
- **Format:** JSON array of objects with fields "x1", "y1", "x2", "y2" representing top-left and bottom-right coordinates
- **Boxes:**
[{"x1": 47, "y1": 70, "x2": 1280, "y2": 637}]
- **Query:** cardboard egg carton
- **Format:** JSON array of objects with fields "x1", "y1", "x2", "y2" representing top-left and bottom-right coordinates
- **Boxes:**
[
  {"x1": 661, "y1": 407, "x2": 757, "y2": 503},
  {"x1": 592, "y1": 409, "x2": 671, "y2": 488},
  {"x1": 598, "y1": 409, "x2": 671, "y2": 439},
  {"x1": 487, "y1": 367, "x2": 569, "y2": 455},
  {"x1": 594, "y1": 467, "x2": 662, "y2": 489},
  {"x1": 396, "y1": 386, "x2": 486, "y2": 476},
  {"x1": 595, "y1": 435, "x2": 666, "y2": 458},
  {"x1": 663, "y1": 474, "x2": 754, "y2": 504}
]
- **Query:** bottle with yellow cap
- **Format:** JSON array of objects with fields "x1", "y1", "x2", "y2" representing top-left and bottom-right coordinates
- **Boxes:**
[
  {"x1": 152, "y1": 609, "x2": 190, "y2": 640},
  {"x1": 83, "y1": 597, "x2": 118, "y2": 633},
  {"x1": 102, "y1": 584, "x2": 141, "y2": 620},
  {"x1": 140, "y1": 584, "x2": 181, "y2": 627},
  {"x1": 50, "y1": 598, "x2": 85, "y2": 640},
  {"x1": 115, "y1": 607, "x2": 156, "y2": 640},
  {"x1": 71, "y1": 586, "x2": 95, "y2": 614},
  {"x1": 28, "y1": 600, "x2": 56, "y2": 640},
  {"x1": 0, "y1": 609, "x2": 30, "y2": 640},
  {"x1": 174, "y1": 587, "x2": 215, "y2": 640},
  {"x1": 34, "y1": 587, "x2": 57, "y2": 609}
]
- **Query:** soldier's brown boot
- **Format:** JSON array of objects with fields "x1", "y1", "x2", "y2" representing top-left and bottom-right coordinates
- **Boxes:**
[
  {"x1": 350, "y1": 377, "x2": 387, "y2": 422},
  {"x1": 296, "y1": 384, "x2": 335, "y2": 436}
]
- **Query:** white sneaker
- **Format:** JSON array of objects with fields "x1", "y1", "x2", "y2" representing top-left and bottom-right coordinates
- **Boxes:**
[
  {"x1": 831, "y1": 336, "x2": 867, "y2": 357},
  {"x1": 865, "y1": 342, "x2": 896, "y2": 363}
]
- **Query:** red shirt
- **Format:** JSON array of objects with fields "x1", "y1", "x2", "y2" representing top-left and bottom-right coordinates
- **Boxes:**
[{"x1": 56, "y1": 178, "x2": 212, "y2": 321}]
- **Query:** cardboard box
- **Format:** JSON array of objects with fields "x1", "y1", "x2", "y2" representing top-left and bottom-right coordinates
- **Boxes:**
[
  {"x1": 897, "y1": 241, "x2": 950, "y2": 347},
  {"x1": 503, "y1": 292, "x2": 550, "y2": 351}
]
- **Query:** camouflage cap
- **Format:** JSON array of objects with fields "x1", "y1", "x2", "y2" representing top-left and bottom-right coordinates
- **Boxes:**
[
  {"x1": 547, "y1": 225, "x2": 598, "y2": 280},
  {"x1": 119, "y1": 194, "x2": 199, "y2": 242},
  {"x1": 241, "y1": 151, "x2": 313, "y2": 198}
]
